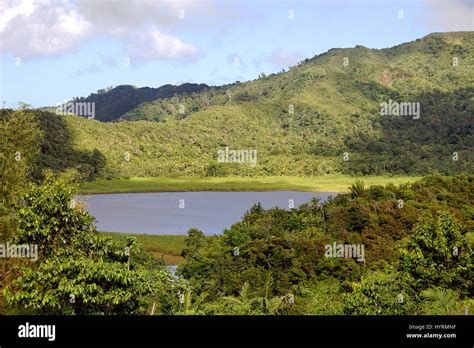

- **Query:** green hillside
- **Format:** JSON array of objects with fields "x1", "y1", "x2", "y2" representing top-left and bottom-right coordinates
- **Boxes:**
[
  {"x1": 72, "y1": 83, "x2": 211, "y2": 122},
  {"x1": 31, "y1": 32, "x2": 474, "y2": 179}
]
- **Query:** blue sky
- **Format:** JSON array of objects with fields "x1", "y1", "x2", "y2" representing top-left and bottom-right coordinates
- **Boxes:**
[{"x1": 0, "y1": 0, "x2": 472, "y2": 107}]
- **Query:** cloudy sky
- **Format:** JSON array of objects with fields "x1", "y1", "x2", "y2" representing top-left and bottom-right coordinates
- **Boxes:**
[{"x1": 0, "y1": 0, "x2": 472, "y2": 107}]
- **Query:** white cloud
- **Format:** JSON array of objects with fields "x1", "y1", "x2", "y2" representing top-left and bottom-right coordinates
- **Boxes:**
[
  {"x1": 127, "y1": 27, "x2": 198, "y2": 61},
  {"x1": 422, "y1": 0, "x2": 474, "y2": 31},
  {"x1": 0, "y1": 0, "x2": 199, "y2": 61},
  {"x1": 0, "y1": 0, "x2": 92, "y2": 58},
  {"x1": 0, "y1": 0, "x2": 35, "y2": 31},
  {"x1": 76, "y1": 0, "x2": 201, "y2": 29}
]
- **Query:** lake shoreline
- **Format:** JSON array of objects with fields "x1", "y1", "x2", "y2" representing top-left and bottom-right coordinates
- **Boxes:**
[
  {"x1": 79, "y1": 175, "x2": 422, "y2": 195},
  {"x1": 99, "y1": 232, "x2": 186, "y2": 265},
  {"x1": 79, "y1": 191, "x2": 335, "y2": 235}
]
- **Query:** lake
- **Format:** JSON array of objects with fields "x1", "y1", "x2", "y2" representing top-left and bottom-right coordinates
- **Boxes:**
[{"x1": 77, "y1": 191, "x2": 336, "y2": 235}]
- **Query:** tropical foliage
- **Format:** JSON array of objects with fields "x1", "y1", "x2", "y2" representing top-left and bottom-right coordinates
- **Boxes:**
[
  {"x1": 24, "y1": 32, "x2": 474, "y2": 179},
  {"x1": 176, "y1": 175, "x2": 473, "y2": 315}
]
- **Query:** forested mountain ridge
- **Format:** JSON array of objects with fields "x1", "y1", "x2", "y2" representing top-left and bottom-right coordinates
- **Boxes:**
[
  {"x1": 101, "y1": 32, "x2": 473, "y2": 121},
  {"x1": 27, "y1": 32, "x2": 474, "y2": 179},
  {"x1": 71, "y1": 83, "x2": 211, "y2": 122}
]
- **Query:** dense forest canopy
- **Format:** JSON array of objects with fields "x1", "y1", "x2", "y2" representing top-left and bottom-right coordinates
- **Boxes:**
[
  {"x1": 2, "y1": 144, "x2": 472, "y2": 314},
  {"x1": 25, "y1": 32, "x2": 473, "y2": 180}
]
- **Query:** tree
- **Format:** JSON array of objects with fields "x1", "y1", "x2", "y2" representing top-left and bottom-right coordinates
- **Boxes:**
[
  {"x1": 398, "y1": 211, "x2": 473, "y2": 297},
  {"x1": 213, "y1": 281, "x2": 290, "y2": 315},
  {"x1": 0, "y1": 107, "x2": 43, "y2": 211},
  {"x1": 343, "y1": 269, "x2": 417, "y2": 315},
  {"x1": 420, "y1": 287, "x2": 462, "y2": 315},
  {"x1": 0, "y1": 107, "x2": 43, "y2": 313},
  {"x1": 181, "y1": 228, "x2": 207, "y2": 258},
  {"x1": 3, "y1": 173, "x2": 165, "y2": 314}
]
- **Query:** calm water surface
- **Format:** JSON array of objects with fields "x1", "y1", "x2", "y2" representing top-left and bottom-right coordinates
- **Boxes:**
[{"x1": 77, "y1": 191, "x2": 336, "y2": 235}]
